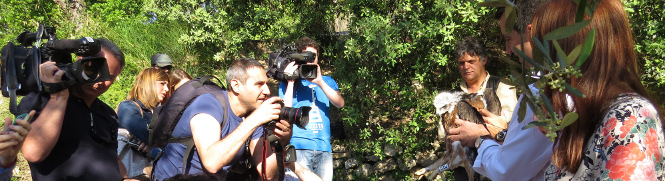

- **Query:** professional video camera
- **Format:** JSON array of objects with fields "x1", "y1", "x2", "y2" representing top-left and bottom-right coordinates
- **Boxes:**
[
  {"x1": 0, "y1": 24, "x2": 111, "y2": 115},
  {"x1": 266, "y1": 45, "x2": 318, "y2": 82}
]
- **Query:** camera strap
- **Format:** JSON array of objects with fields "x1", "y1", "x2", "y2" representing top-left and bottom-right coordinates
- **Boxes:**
[
  {"x1": 261, "y1": 129, "x2": 285, "y2": 181},
  {"x1": 43, "y1": 81, "x2": 75, "y2": 93},
  {"x1": 5, "y1": 43, "x2": 20, "y2": 115}
]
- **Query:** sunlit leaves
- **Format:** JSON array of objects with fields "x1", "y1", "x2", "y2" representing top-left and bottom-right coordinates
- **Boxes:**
[{"x1": 543, "y1": 20, "x2": 590, "y2": 40}]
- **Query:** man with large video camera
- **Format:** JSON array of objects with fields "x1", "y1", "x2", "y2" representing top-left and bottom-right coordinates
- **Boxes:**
[
  {"x1": 152, "y1": 58, "x2": 293, "y2": 180},
  {"x1": 279, "y1": 37, "x2": 345, "y2": 181},
  {"x1": 16, "y1": 38, "x2": 128, "y2": 180}
]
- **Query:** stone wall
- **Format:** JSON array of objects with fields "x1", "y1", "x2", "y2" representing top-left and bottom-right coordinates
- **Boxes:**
[{"x1": 332, "y1": 139, "x2": 448, "y2": 180}]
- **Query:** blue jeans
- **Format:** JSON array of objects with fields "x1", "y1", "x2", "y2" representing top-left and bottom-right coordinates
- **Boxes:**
[{"x1": 285, "y1": 150, "x2": 333, "y2": 181}]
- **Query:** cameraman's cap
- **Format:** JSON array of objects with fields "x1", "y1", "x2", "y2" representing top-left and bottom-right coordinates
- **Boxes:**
[{"x1": 150, "y1": 54, "x2": 172, "y2": 68}]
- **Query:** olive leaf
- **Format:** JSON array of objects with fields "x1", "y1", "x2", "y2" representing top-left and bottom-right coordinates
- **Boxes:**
[
  {"x1": 563, "y1": 83, "x2": 586, "y2": 98},
  {"x1": 504, "y1": 6, "x2": 517, "y2": 35},
  {"x1": 517, "y1": 96, "x2": 528, "y2": 123},
  {"x1": 544, "y1": 20, "x2": 591, "y2": 40},
  {"x1": 566, "y1": 45, "x2": 583, "y2": 67},
  {"x1": 576, "y1": 29, "x2": 595, "y2": 68},
  {"x1": 575, "y1": 0, "x2": 588, "y2": 22},
  {"x1": 560, "y1": 112, "x2": 579, "y2": 128},
  {"x1": 552, "y1": 40, "x2": 568, "y2": 68},
  {"x1": 515, "y1": 47, "x2": 551, "y2": 71}
]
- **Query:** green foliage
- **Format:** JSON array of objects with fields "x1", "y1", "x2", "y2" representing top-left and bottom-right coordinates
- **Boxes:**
[
  {"x1": 87, "y1": 0, "x2": 145, "y2": 24},
  {"x1": 333, "y1": 0, "x2": 501, "y2": 178},
  {"x1": 625, "y1": 0, "x2": 665, "y2": 103},
  {"x1": 0, "y1": 0, "x2": 63, "y2": 43}
]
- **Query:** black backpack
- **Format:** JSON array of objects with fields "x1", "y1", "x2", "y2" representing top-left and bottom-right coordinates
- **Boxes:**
[{"x1": 148, "y1": 76, "x2": 229, "y2": 174}]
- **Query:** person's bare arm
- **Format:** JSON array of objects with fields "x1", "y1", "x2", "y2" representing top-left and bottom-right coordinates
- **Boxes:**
[
  {"x1": 21, "y1": 62, "x2": 69, "y2": 162},
  {"x1": 286, "y1": 162, "x2": 323, "y2": 181},
  {"x1": 310, "y1": 66, "x2": 344, "y2": 108}
]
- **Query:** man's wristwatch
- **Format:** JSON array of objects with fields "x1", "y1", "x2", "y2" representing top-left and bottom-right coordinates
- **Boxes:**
[{"x1": 495, "y1": 129, "x2": 508, "y2": 142}]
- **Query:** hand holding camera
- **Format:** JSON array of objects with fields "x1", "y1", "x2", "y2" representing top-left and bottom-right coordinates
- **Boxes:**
[
  {"x1": 246, "y1": 96, "x2": 283, "y2": 127},
  {"x1": 39, "y1": 62, "x2": 69, "y2": 98},
  {"x1": 40, "y1": 61, "x2": 65, "y2": 84},
  {"x1": 305, "y1": 64, "x2": 322, "y2": 85},
  {"x1": 283, "y1": 61, "x2": 299, "y2": 82}
]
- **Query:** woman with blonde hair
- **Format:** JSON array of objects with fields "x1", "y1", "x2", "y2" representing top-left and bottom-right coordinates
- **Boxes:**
[
  {"x1": 531, "y1": 0, "x2": 664, "y2": 180},
  {"x1": 117, "y1": 67, "x2": 169, "y2": 179}
]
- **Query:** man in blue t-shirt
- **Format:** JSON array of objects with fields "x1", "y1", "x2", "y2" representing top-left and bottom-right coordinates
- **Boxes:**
[
  {"x1": 153, "y1": 58, "x2": 293, "y2": 180},
  {"x1": 280, "y1": 37, "x2": 345, "y2": 181}
]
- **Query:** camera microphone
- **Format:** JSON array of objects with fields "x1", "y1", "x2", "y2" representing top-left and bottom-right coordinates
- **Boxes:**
[{"x1": 46, "y1": 37, "x2": 101, "y2": 57}]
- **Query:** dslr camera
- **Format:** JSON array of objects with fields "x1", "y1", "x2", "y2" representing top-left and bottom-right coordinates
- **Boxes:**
[
  {"x1": 264, "y1": 102, "x2": 311, "y2": 163},
  {"x1": 266, "y1": 45, "x2": 318, "y2": 82},
  {"x1": 1, "y1": 24, "x2": 111, "y2": 115},
  {"x1": 264, "y1": 101, "x2": 311, "y2": 143}
]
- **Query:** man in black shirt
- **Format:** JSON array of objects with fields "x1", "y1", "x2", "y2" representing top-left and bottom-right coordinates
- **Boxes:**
[{"x1": 18, "y1": 38, "x2": 128, "y2": 180}]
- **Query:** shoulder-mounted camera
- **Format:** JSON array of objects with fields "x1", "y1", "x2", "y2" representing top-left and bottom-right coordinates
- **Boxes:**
[
  {"x1": 0, "y1": 24, "x2": 111, "y2": 115},
  {"x1": 266, "y1": 45, "x2": 318, "y2": 82}
]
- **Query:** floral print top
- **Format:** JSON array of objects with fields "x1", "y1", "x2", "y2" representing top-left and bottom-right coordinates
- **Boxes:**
[{"x1": 545, "y1": 93, "x2": 665, "y2": 181}]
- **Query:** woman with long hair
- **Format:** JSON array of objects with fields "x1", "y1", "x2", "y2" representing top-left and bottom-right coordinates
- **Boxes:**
[
  {"x1": 117, "y1": 67, "x2": 169, "y2": 179},
  {"x1": 531, "y1": 0, "x2": 664, "y2": 180}
]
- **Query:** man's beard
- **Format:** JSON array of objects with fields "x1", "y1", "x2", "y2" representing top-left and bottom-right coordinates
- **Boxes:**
[{"x1": 239, "y1": 97, "x2": 257, "y2": 117}]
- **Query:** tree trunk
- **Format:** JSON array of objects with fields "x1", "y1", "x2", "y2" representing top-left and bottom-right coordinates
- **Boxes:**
[{"x1": 53, "y1": 0, "x2": 87, "y2": 32}]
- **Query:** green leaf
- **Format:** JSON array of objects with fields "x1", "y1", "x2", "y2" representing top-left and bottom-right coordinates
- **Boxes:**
[
  {"x1": 478, "y1": 0, "x2": 515, "y2": 7},
  {"x1": 540, "y1": 92, "x2": 557, "y2": 117},
  {"x1": 523, "y1": 121, "x2": 548, "y2": 130},
  {"x1": 515, "y1": 47, "x2": 550, "y2": 71},
  {"x1": 559, "y1": 112, "x2": 579, "y2": 128},
  {"x1": 504, "y1": 6, "x2": 517, "y2": 35},
  {"x1": 499, "y1": 56, "x2": 521, "y2": 67},
  {"x1": 531, "y1": 36, "x2": 550, "y2": 55},
  {"x1": 563, "y1": 83, "x2": 586, "y2": 98},
  {"x1": 525, "y1": 76, "x2": 538, "y2": 85},
  {"x1": 566, "y1": 45, "x2": 583, "y2": 67},
  {"x1": 552, "y1": 40, "x2": 568, "y2": 68},
  {"x1": 531, "y1": 37, "x2": 554, "y2": 65},
  {"x1": 576, "y1": 29, "x2": 596, "y2": 68},
  {"x1": 575, "y1": 0, "x2": 588, "y2": 22},
  {"x1": 501, "y1": 77, "x2": 517, "y2": 87},
  {"x1": 517, "y1": 97, "x2": 528, "y2": 123},
  {"x1": 544, "y1": 20, "x2": 591, "y2": 40}
]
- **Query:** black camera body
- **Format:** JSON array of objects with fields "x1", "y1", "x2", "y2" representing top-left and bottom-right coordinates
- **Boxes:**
[
  {"x1": 0, "y1": 24, "x2": 111, "y2": 115},
  {"x1": 266, "y1": 45, "x2": 318, "y2": 82},
  {"x1": 264, "y1": 101, "x2": 311, "y2": 144}
]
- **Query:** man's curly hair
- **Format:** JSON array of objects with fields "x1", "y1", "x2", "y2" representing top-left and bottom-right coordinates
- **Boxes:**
[{"x1": 295, "y1": 36, "x2": 320, "y2": 53}]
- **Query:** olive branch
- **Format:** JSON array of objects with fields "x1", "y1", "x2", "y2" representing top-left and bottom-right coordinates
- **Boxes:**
[{"x1": 479, "y1": 0, "x2": 600, "y2": 141}]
